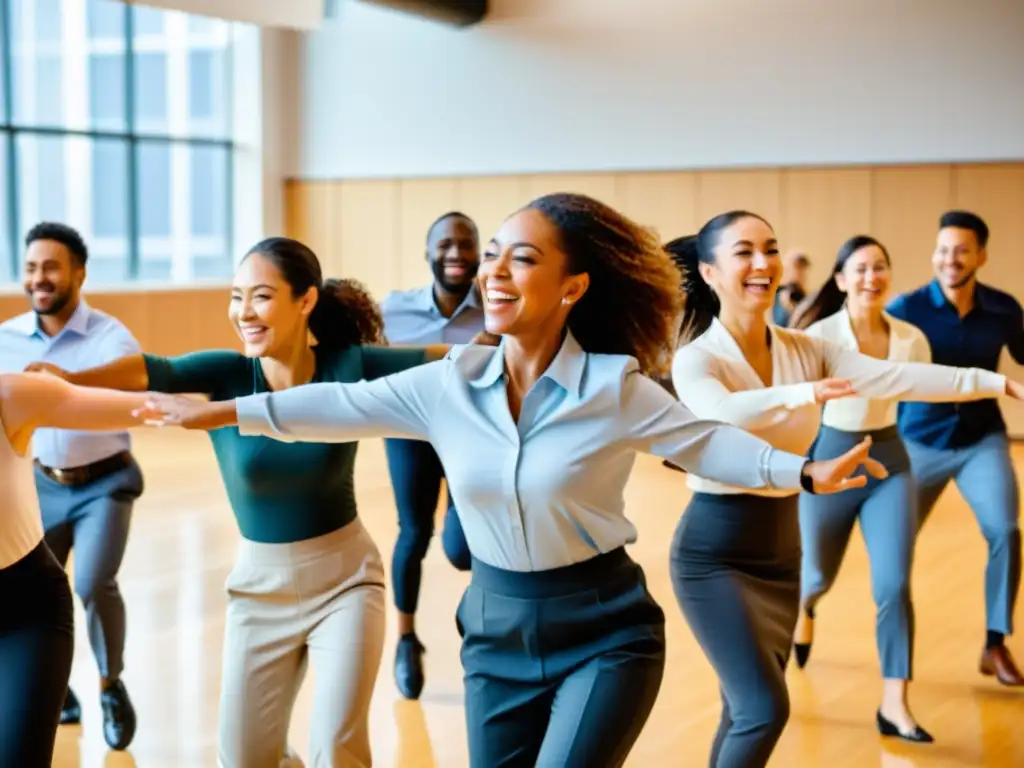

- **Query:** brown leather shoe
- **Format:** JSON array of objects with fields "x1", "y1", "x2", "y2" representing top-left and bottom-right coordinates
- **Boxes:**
[{"x1": 979, "y1": 646, "x2": 1024, "y2": 686}]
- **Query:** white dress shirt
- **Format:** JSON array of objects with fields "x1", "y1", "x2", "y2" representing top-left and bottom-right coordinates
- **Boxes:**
[
  {"x1": 671, "y1": 318, "x2": 1006, "y2": 498},
  {"x1": 805, "y1": 307, "x2": 934, "y2": 431},
  {"x1": 0, "y1": 407, "x2": 44, "y2": 569},
  {"x1": 234, "y1": 331, "x2": 809, "y2": 572}
]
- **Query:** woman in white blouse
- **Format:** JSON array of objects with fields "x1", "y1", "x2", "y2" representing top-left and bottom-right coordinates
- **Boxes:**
[
  {"x1": 135, "y1": 193, "x2": 885, "y2": 768},
  {"x1": 786, "y1": 234, "x2": 1016, "y2": 742},
  {"x1": 667, "y1": 217, "x2": 1022, "y2": 767},
  {"x1": 0, "y1": 372, "x2": 153, "y2": 767}
]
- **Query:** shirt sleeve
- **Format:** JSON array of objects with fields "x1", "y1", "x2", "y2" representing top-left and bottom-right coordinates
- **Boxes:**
[
  {"x1": 671, "y1": 345, "x2": 817, "y2": 430},
  {"x1": 143, "y1": 350, "x2": 247, "y2": 396},
  {"x1": 360, "y1": 345, "x2": 428, "y2": 380},
  {"x1": 623, "y1": 369, "x2": 807, "y2": 491},
  {"x1": 235, "y1": 359, "x2": 449, "y2": 443},
  {"x1": 817, "y1": 336, "x2": 1005, "y2": 402},
  {"x1": 96, "y1": 323, "x2": 141, "y2": 364}
]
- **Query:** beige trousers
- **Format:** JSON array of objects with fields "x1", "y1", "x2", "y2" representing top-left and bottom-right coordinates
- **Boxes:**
[{"x1": 217, "y1": 519, "x2": 387, "y2": 768}]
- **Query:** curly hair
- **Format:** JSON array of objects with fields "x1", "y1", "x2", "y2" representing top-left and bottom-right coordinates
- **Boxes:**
[
  {"x1": 525, "y1": 193, "x2": 683, "y2": 376},
  {"x1": 244, "y1": 237, "x2": 385, "y2": 350}
]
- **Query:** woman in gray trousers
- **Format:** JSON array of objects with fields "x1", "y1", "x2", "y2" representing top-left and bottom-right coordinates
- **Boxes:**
[
  {"x1": 667, "y1": 217, "x2": 1022, "y2": 768},
  {"x1": 787, "y1": 234, "x2": 1023, "y2": 742}
]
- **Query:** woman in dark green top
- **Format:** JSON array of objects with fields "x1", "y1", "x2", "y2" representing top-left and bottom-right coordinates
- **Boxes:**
[{"x1": 36, "y1": 237, "x2": 442, "y2": 768}]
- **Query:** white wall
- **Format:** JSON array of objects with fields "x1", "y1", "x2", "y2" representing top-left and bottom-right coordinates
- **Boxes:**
[{"x1": 299, "y1": 0, "x2": 1024, "y2": 179}]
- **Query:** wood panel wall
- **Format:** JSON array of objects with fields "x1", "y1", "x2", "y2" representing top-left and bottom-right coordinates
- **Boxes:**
[{"x1": 0, "y1": 287, "x2": 240, "y2": 356}]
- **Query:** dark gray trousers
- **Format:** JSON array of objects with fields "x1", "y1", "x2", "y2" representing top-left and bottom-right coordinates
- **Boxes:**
[
  {"x1": 36, "y1": 456, "x2": 143, "y2": 680},
  {"x1": 672, "y1": 492, "x2": 800, "y2": 768}
]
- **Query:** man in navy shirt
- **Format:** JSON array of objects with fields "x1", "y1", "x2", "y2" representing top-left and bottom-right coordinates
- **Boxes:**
[{"x1": 887, "y1": 211, "x2": 1023, "y2": 686}]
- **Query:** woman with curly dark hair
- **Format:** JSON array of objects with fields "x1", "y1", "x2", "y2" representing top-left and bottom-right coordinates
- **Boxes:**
[
  {"x1": 28, "y1": 236, "x2": 448, "y2": 767},
  {"x1": 136, "y1": 195, "x2": 884, "y2": 767}
]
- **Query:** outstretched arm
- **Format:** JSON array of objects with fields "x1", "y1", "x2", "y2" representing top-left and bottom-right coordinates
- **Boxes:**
[
  {"x1": 671, "y1": 345, "x2": 818, "y2": 430},
  {"x1": 137, "y1": 358, "x2": 450, "y2": 443},
  {"x1": 819, "y1": 337, "x2": 1008, "y2": 403},
  {"x1": 623, "y1": 370, "x2": 886, "y2": 494},
  {"x1": 0, "y1": 373, "x2": 152, "y2": 452}
]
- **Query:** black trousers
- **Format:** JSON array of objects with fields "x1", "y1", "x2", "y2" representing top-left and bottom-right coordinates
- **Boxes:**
[
  {"x1": 458, "y1": 548, "x2": 666, "y2": 767},
  {"x1": 384, "y1": 437, "x2": 471, "y2": 614},
  {"x1": 0, "y1": 540, "x2": 75, "y2": 767}
]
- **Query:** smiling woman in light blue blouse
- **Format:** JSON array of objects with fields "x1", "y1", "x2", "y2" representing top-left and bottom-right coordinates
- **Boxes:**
[{"x1": 138, "y1": 193, "x2": 884, "y2": 768}]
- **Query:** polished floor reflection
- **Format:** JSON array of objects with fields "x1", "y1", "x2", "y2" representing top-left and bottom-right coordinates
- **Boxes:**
[{"x1": 51, "y1": 430, "x2": 1024, "y2": 767}]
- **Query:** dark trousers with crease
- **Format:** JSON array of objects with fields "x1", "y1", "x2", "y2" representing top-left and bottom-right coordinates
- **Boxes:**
[
  {"x1": 0, "y1": 541, "x2": 75, "y2": 768},
  {"x1": 457, "y1": 548, "x2": 666, "y2": 768},
  {"x1": 384, "y1": 437, "x2": 471, "y2": 615},
  {"x1": 672, "y1": 492, "x2": 800, "y2": 768}
]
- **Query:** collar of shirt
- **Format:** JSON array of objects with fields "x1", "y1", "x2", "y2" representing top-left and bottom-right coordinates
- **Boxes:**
[
  {"x1": 467, "y1": 330, "x2": 586, "y2": 398},
  {"x1": 417, "y1": 283, "x2": 482, "y2": 317},
  {"x1": 818, "y1": 305, "x2": 918, "y2": 360},
  {"x1": 926, "y1": 279, "x2": 995, "y2": 314},
  {"x1": 8, "y1": 300, "x2": 93, "y2": 341}
]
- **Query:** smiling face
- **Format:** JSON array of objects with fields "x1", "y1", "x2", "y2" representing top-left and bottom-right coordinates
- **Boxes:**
[
  {"x1": 228, "y1": 252, "x2": 316, "y2": 358},
  {"x1": 429, "y1": 216, "x2": 480, "y2": 294},
  {"x1": 835, "y1": 244, "x2": 891, "y2": 312},
  {"x1": 700, "y1": 215, "x2": 780, "y2": 317},
  {"x1": 477, "y1": 209, "x2": 589, "y2": 338},
  {"x1": 23, "y1": 239, "x2": 84, "y2": 317},
  {"x1": 933, "y1": 226, "x2": 985, "y2": 290}
]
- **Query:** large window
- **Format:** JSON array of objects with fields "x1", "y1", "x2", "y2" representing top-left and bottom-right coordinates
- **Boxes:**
[{"x1": 0, "y1": 0, "x2": 234, "y2": 285}]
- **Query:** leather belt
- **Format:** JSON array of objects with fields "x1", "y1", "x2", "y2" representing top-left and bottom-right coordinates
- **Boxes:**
[{"x1": 35, "y1": 451, "x2": 132, "y2": 487}]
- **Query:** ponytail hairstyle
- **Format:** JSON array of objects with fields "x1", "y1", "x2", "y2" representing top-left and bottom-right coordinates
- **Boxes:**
[
  {"x1": 669, "y1": 210, "x2": 771, "y2": 345},
  {"x1": 789, "y1": 235, "x2": 890, "y2": 330},
  {"x1": 243, "y1": 237, "x2": 386, "y2": 351}
]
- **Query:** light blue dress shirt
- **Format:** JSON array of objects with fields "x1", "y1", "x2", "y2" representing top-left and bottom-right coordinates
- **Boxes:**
[
  {"x1": 380, "y1": 284, "x2": 485, "y2": 345},
  {"x1": 0, "y1": 301, "x2": 140, "y2": 468},
  {"x1": 235, "y1": 332, "x2": 808, "y2": 571}
]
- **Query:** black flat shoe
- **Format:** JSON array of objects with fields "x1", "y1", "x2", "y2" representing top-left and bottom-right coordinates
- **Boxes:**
[
  {"x1": 395, "y1": 633, "x2": 426, "y2": 700},
  {"x1": 876, "y1": 710, "x2": 934, "y2": 743},
  {"x1": 60, "y1": 687, "x2": 81, "y2": 725},
  {"x1": 794, "y1": 643, "x2": 812, "y2": 668},
  {"x1": 101, "y1": 679, "x2": 137, "y2": 751}
]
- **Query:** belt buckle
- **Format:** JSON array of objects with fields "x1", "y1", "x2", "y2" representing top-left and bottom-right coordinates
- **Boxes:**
[{"x1": 51, "y1": 465, "x2": 69, "y2": 483}]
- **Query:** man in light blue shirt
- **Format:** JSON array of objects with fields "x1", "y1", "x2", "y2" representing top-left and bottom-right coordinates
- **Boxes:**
[
  {"x1": 0, "y1": 222, "x2": 143, "y2": 751},
  {"x1": 378, "y1": 211, "x2": 484, "y2": 700}
]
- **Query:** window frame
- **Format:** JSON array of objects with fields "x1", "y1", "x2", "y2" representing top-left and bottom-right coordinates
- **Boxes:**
[{"x1": 0, "y1": 0, "x2": 234, "y2": 284}]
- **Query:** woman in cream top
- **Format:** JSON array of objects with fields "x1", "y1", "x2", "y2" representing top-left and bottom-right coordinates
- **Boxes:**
[
  {"x1": 666, "y1": 219, "x2": 1020, "y2": 768},
  {"x1": 788, "y1": 235, "x2": 1024, "y2": 743},
  {"x1": 0, "y1": 372, "x2": 153, "y2": 767}
]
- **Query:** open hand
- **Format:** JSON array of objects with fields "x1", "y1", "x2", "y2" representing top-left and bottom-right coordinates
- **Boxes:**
[
  {"x1": 132, "y1": 393, "x2": 236, "y2": 431},
  {"x1": 813, "y1": 378, "x2": 856, "y2": 404},
  {"x1": 802, "y1": 437, "x2": 888, "y2": 494}
]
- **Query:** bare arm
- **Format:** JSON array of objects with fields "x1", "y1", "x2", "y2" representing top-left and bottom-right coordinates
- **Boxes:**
[
  {"x1": 0, "y1": 373, "x2": 152, "y2": 452},
  {"x1": 27, "y1": 354, "x2": 149, "y2": 391}
]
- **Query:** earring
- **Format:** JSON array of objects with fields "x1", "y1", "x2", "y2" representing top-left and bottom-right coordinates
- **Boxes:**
[{"x1": 562, "y1": 298, "x2": 572, "y2": 306}]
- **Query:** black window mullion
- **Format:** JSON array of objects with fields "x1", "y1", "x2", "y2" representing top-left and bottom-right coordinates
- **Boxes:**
[
  {"x1": 1, "y1": 0, "x2": 19, "y2": 282},
  {"x1": 124, "y1": 2, "x2": 139, "y2": 280}
]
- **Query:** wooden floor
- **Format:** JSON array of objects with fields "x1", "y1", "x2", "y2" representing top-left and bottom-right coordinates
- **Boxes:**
[{"x1": 51, "y1": 430, "x2": 1024, "y2": 768}]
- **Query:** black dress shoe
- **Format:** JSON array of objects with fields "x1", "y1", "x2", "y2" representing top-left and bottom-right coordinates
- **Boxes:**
[
  {"x1": 101, "y1": 679, "x2": 137, "y2": 751},
  {"x1": 60, "y1": 687, "x2": 82, "y2": 725},
  {"x1": 876, "y1": 710, "x2": 934, "y2": 743},
  {"x1": 395, "y1": 633, "x2": 426, "y2": 700}
]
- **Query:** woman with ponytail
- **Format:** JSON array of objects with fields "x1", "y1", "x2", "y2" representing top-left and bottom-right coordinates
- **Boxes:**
[
  {"x1": 789, "y1": 234, "x2": 996, "y2": 743},
  {"x1": 666, "y1": 216, "x2": 1024, "y2": 766},
  {"x1": 27, "y1": 237, "x2": 449, "y2": 767}
]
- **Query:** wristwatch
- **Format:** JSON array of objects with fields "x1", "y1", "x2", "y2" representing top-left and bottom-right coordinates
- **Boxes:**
[{"x1": 800, "y1": 461, "x2": 817, "y2": 494}]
